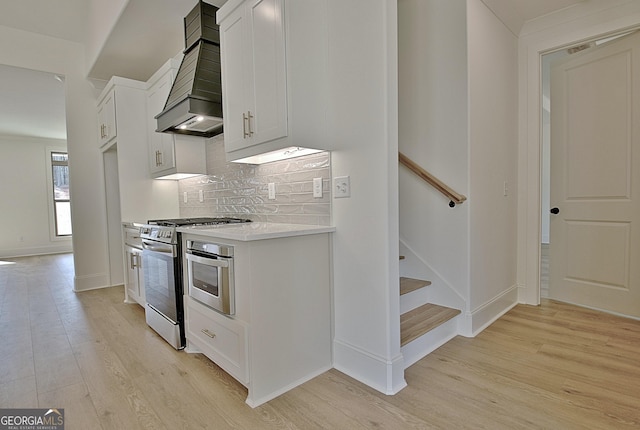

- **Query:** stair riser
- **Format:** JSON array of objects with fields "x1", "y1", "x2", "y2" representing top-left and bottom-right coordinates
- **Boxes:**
[
  {"x1": 401, "y1": 316, "x2": 458, "y2": 369},
  {"x1": 400, "y1": 288, "x2": 431, "y2": 314}
]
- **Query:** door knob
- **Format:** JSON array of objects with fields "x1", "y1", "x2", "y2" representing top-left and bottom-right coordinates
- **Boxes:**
[{"x1": 550, "y1": 207, "x2": 560, "y2": 214}]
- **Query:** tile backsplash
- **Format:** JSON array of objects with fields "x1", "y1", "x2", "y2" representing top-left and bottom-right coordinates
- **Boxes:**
[{"x1": 178, "y1": 135, "x2": 332, "y2": 225}]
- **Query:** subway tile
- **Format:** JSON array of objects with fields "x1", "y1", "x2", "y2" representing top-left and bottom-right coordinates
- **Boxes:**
[{"x1": 179, "y1": 139, "x2": 332, "y2": 225}]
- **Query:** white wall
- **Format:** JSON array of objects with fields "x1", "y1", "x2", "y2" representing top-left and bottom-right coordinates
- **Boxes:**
[
  {"x1": 398, "y1": 0, "x2": 519, "y2": 336},
  {"x1": 0, "y1": 136, "x2": 73, "y2": 257},
  {"x1": 398, "y1": 0, "x2": 469, "y2": 302},
  {"x1": 328, "y1": 0, "x2": 404, "y2": 394},
  {"x1": 0, "y1": 25, "x2": 111, "y2": 291},
  {"x1": 467, "y1": 0, "x2": 518, "y2": 330}
]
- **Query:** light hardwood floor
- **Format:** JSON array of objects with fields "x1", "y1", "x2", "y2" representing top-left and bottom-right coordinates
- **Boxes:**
[{"x1": 1, "y1": 254, "x2": 639, "y2": 429}]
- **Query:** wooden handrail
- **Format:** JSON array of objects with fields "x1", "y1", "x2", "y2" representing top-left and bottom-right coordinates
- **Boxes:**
[{"x1": 399, "y1": 152, "x2": 467, "y2": 207}]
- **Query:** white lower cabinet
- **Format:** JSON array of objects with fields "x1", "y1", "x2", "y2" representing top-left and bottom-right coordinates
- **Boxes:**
[
  {"x1": 124, "y1": 245, "x2": 144, "y2": 305},
  {"x1": 182, "y1": 231, "x2": 332, "y2": 408},
  {"x1": 123, "y1": 225, "x2": 145, "y2": 305},
  {"x1": 186, "y1": 296, "x2": 249, "y2": 384}
]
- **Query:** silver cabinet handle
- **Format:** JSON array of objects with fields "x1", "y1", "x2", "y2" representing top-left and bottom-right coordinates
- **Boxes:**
[
  {"x1": 243, "y1": 112, "x2": 249, "y2": 138},
  {"x1": 201, "y1": 329, "x2": 216, "y2": 339},
  {"x1": 130, "y1": 253, "x2": 140, "y2": 269},
  {"x1": 247, "y1": 111, "x2": 254, "y2": 136}
]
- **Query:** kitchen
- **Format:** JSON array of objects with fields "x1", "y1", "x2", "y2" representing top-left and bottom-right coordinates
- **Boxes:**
[
  {"x1": 96, "y1": 0, "x2": 339, "y2": 407},
  {"x1": 0, "y1": 0, "x2": 405, "y2": 409},
  {"x1": 6, "y1": 0, "x2": 640, "y2": 426}
]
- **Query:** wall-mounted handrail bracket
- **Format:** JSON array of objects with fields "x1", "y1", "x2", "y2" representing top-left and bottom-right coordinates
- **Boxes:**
[{"x1": 399, "y1": 152, "x2": 467, "y2": 207}]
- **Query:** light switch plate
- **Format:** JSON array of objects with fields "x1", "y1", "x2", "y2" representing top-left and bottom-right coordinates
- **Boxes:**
[
  {"x1": 198, "y1": 189, "x2": 204, "y2": 202},
  {"x1": 268, "y1": 183, "x2": 276, "y2": 200},
  {"x1": 334, "y1": 176, "x2": 350, "y2": 198},
  {"x1": 313, "y1": 178, "x2": 323, "y2": 198}
]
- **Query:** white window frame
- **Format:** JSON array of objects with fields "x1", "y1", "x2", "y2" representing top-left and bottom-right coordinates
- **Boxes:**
[{"x1": 46, "y1": 147, "x2": 73, "y2": 241}]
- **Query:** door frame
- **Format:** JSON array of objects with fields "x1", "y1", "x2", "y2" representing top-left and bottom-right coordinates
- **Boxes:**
[{"x1": 517, "y1": 2, "x2": 640, "y2": 305}]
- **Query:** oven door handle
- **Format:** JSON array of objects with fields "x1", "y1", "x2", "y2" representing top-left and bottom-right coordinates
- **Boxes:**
[
  {"x1": 141, "y1": 240, "x2": 176, "y2": 255},
  {"x1": 186, "y1": 252, "x2": 230, "y2": 268}
]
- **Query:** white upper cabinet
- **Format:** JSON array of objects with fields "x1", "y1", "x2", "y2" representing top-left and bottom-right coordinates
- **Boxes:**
[
  {"x1": 219, "y1": 0, "x2": 288, "y2": 155},
  {"x1": 147, "y1": 70, "x2": 176, "y2": 175},
  {"x1": 97, "y1": 89, "x2": 117, "y2": 147},
  {"x1": 145, "y1": 59, "x2": 207, "y2": 179},
  {"x1": 218, "y1": 0, "x2": 329, "y2": 162}
]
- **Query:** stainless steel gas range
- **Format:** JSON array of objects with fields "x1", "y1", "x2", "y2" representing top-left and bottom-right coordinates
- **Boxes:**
[{"x1": 139, "y1": 217, "x2": 250, "y2": 349}]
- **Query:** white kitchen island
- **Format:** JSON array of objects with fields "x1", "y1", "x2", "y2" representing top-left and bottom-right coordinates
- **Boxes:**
[{"x1": 178, "y1": 223, "x2": 334, "y2": 407}]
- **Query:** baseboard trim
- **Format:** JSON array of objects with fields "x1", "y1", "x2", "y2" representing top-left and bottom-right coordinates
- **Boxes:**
[
  {"x1": 0, "y1": 246, "x2": 73, "y2": 259},
  {"x1": 73, "y1": 272, "x2": 110, "y2": 292},
  {"x1": 245, "y1": 365, "x2": 333, "y2": 408},
  {"x1": 459, "y1": 285, "x2": 519, "y2": 337},
  {"x1": 333, "y1": 339, "x2": 407, "y2": 395}
]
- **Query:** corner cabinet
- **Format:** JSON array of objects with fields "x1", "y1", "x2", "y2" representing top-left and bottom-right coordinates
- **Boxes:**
[
  {"x1": 146, "y1": 59, "x2": 206, "y2": 179},
  {"x1": 218, "y1": 0, "x2": 329, "y2": 161}
]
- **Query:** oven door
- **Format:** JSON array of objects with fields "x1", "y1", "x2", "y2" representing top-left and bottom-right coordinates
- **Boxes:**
[
  {"x1": 141, "y1": 239, "x2": 179, "y2": 323},
  {"x1": 186, "y1": 251, "x2": 235, "y2": 315}
]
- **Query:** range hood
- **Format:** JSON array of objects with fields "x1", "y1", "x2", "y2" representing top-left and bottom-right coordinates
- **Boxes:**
[{"x1": 155, "y1": 1, "x2": 223, "y2": 138}]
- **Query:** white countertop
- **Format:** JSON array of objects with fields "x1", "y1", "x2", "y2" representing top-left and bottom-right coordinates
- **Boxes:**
[{"x1": 177, "y1": 222, "x2": 335, "y2": 241}]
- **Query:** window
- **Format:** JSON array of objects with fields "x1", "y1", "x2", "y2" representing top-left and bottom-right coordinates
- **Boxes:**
[{"x1": 51, "y1": 151, "x2": 72, "y2": 236}]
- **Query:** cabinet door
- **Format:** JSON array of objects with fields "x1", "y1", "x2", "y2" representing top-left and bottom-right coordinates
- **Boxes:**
[
  {"x1": 125, "y1": 246, "x2": 141, "y2": 303},
  {"x1": 136, "y1": 248, "x2": 145, "y2": 304},
  {"x1": 97, "y1": 90, "x2": 117, "y2": 146},
  {"x1": 248, "y1": 0, "x2": 288, "y2": 146},
  {"x1": 147, "y1": 73, "x2": 176, "y2": 174},
  {"x1": 220, "y1": 0, "x2": 288, "y2": 154},
  {"x1": 220, "y1": 3, "x2": 250, "y2": 152}
]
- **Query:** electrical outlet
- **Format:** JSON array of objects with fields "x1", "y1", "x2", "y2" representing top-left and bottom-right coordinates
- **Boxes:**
[
  {"x1": 199, "y1": 189, "x2": 204, "y2": 202},
  {"x1": 313, "y1": 177, "x2": 323, "y2": 198},
  {"x1": 334, "y1": 176, "x2": 350, "y2": 198},
  {"x1": 268, "y1": 183, "x2": 276, "y2": 200},
  {"x1": 183, "y1": 192, "x2": 188, "y2": 203}
]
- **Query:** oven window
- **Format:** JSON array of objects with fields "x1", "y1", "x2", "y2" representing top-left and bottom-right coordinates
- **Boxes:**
[
  {"x1": 192, "y1": 261, "x2": 219, "y2": 297},
  {"x1": 143, "y1": 251, "x2": 177, "y2": 322}
]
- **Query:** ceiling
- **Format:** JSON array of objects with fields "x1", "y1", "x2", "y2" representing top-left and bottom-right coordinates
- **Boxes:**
[{"x1": 0, "y1": 0, "x2": 585, "y2": 140}]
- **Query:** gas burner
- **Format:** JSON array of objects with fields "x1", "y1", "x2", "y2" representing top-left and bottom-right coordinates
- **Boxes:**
[{"x1": 148, "y1": 217, "x2": 252, "y2": 227}]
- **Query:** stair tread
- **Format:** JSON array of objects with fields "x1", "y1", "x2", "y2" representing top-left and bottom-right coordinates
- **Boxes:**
[
  {"x1": 400, "y1": 303, "x2": 461, "y2": 346},
  {"x1": 400, "y1": 277, "x2": 432, "y2": 296}
]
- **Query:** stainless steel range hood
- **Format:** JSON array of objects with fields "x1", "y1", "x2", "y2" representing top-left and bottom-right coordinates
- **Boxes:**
[{"x1": 155, "y1": 1, "x2": 223, "y2": 138}]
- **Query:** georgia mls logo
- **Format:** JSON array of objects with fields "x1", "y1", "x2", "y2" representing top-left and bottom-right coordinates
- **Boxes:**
[{"x1": 0, "y1": 408, "x2": 64, "y2": 430}]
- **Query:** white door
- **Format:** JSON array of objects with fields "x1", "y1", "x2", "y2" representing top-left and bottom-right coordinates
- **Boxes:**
[{"x1": 549, "y1": 31, "x2": 640, "y2": 318}]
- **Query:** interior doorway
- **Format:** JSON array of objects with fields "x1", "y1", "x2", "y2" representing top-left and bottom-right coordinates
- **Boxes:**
[
  {"x1": 0, "y1": 64, "x2": 73, "y2": 258},
  {"x1": 540, "y1": 30, "x2": 640, "y2": 319}
]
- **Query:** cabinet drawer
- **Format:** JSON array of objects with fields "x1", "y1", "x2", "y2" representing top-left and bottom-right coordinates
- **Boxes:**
[
  {"x1": 123, "y1": 228, "x2": 142, "y2": 248},
  {"x1": 186, "y1": 297, "x2": 249, "y2": 384}
]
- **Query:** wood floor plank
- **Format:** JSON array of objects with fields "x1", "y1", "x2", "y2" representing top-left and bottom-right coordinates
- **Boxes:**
[
  {"x1": 0, "y1": 376, "x2": 38, "y2": 408},
  {"x1": 2, "y1": 254, "x2": 640, "y2": 429},
  {"x1": 72, "y1": 339, "x2": 167, "y2": 430},
  {"x1": 37, "y1": 382, "x2": 104, "y2": 430}
]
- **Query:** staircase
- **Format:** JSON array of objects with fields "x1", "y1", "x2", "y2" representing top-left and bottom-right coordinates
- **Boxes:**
[{"x1": 399, "y1": 276, "x2": 461, "y2": 368}]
